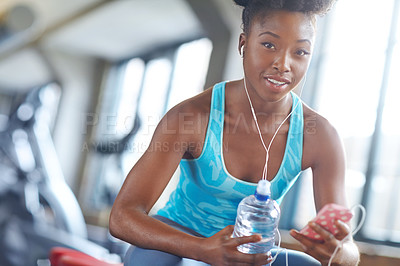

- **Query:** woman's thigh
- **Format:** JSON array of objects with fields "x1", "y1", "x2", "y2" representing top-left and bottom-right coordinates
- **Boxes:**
[
  {"x1": 123, "y1": 215, "x2": 207, "y2": 266},
  {"x1": 271, "y1": 248, "x2": 321, "y2": 266},
  {"x1": 123, "y1": 216, "x2": 320, "y2": 266},
  {"x1": 124, "y1": 244, "x2": 182, "y2": 266}
]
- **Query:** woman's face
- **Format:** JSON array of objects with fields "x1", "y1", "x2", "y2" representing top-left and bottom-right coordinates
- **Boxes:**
[{"x1": 240, "y1": 10, "x2": 315, "y2": 102}]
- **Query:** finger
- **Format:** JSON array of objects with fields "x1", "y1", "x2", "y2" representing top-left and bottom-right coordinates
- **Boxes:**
[
  {"x1": 230, "y1": 252, "x2": 272, "y2": 266},
  {"x1": 231, "y1": 234, "x2": 262, "y2": 247},
  {"x1": 290, "y1": 229, "x2": 317, "y2": 246},
  {"x1": 334, "y1": 219, "x2": 351, "y2": 240},
  {"x1": 308, "y1": 222, "x2": 336, "y2": 242},
  {"x1": 289, "y1": 229, "x2": 323, "y2": 259},
  {"x1": 290, "y1": 229, "x2": 324, "y2": 256},
  {"x1": 221, "y1": 225, "x2": 235, "y2": 235},
  {"x1": 335, "y1": 219, "x2": 350, "y2": 232},
  {"x1": 218, "y1": 225, "x2": 237, "y2": 241},
  {"x1": 253, "y1": 253, "x2": 273, "y2": 266}
]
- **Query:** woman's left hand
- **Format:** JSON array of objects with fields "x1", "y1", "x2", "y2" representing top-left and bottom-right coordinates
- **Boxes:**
[{"x1": 289, "y1": 219, "x2": 351, "y2": 265}]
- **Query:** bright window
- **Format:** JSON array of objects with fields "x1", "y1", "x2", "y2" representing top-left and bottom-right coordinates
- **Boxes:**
[
  {"x1": 81, "y1": 38, "x2": 212, "y2": 211},
  {"x1": 286, "y1": 0, "x2": 400, "y2": 245}
]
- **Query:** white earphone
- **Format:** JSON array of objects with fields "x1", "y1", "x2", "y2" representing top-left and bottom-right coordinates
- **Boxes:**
[{"x1": 240, "y1": 46, "x2": 244, "y2": 57}]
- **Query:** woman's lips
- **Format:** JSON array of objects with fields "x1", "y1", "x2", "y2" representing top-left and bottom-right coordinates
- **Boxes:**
[{"x1": 264, "y1": 76, "x2": 291, "y2": 92}]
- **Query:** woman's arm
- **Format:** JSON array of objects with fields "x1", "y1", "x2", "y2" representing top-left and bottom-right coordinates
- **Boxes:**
[
  {"x1": 109, "y1": 103, "x2": 202, "y2": 258},
  {"x1": 109, "y1": 99, "x2": 271, "y2": 265},
  {"x1": 290, "y1": 112, "x2": 360, "y2": 266}
]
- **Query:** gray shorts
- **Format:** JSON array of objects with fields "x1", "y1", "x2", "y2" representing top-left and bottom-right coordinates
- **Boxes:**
[
  {"x1": 123, "y1": 215, "x2": 206, "y2": 266},
  {"x1": 123, "y1": 215, "x2": 321, "y2": 266}
]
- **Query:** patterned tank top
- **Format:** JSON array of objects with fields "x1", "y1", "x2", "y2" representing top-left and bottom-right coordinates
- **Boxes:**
[{"x1": 157, "y1": 81, "x2": 304, "y2": 237}]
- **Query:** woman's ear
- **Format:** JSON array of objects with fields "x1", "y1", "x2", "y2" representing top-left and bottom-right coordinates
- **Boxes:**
[{"x1": 238, "y1": 33, "x2": 246, "y2": 57}]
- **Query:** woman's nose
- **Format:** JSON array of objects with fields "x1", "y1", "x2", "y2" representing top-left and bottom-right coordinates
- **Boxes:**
[{"x1": 272, "y1": 52, "x2": 291, "y2": 73}]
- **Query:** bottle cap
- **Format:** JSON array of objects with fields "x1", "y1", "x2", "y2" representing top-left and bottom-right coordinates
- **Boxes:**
[
  {"x1": 257, "y1": 180, "x2": 270, "y2": 195},
  {"x1": 255, "y1": 180, "x2": 271, "y2": 201}
]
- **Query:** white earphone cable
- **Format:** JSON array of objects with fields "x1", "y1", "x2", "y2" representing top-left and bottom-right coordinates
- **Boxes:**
[
  {"x1": 243, "y1": 76, "x2": 366, "y2": 266},
  {"x1": 243, "y1": 76, "x2": 306, "y2": 181},
  {"x1": 327, "y1": 204, "x2": 366, "y2": 266}
]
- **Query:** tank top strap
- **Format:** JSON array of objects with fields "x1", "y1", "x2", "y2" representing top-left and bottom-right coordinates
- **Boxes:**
[
  {"x1": 287, "y1": 91, "x2": 303, "y2": 145},
  {"x1": 201, "y1": 81, "x2": 226, "y2": 157},
  {"x1": 209, "y1": 81, "x2": 225, "y2": 131}
]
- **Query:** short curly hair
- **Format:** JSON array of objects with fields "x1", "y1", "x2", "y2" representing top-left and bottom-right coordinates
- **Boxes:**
[{"x1": 233, "y1": 0, "x2": 337, "y2": 34}]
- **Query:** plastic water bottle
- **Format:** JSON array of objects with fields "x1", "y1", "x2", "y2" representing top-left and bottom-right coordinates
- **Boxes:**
[{"x1": 232, "y1": 180, "x2": 280, "y2": 254}]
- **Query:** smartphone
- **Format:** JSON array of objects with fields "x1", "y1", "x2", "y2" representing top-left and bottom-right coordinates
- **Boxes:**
[{"x1": 299, "y1": 203, "x2": 353, "y2": 241}]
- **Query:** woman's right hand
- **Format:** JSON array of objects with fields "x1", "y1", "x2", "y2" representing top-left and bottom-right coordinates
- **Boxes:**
[{"x1": 198, "y1": 225, "x2": 272, "y2": 266}]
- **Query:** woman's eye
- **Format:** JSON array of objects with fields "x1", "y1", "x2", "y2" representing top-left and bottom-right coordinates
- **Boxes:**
[
  {"x1": 296, "y1": 49, "x2": 310, "y2": 56},
  {"x1": 263, "y1": 42, "x2": 275, "y2": 49}
]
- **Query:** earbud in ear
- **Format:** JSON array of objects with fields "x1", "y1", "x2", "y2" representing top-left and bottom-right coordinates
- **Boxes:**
[{"x1": 240, "y1": 46, "x2": 244, "y2": 57}]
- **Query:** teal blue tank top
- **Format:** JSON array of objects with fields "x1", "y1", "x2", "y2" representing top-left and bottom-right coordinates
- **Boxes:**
[{"x1": 157, "y1": 81, "x2": 304, "y2": 237}]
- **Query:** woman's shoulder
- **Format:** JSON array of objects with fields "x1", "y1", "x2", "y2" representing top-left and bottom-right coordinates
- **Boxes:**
[
  {"x1": 158, "y1": 86, "x2": 213, "y2": 140},
  {"x1": 170, "y1": 86, "x2": 213, "y2": 114},
  {"x1": 302, "y1": 102, "x2": 339, "y2": 138},
  {"x1": 302, "y1": 102, "x2": 344, "y2": 168}
]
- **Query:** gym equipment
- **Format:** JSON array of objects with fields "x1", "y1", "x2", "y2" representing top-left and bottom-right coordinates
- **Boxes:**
[{"x1": 0, "y1": 83, "x2": 124, "y2": 266}]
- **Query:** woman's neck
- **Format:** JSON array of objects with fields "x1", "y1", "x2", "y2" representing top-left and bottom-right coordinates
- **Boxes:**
[
  {"x1": 229, "y1": 79, "x2": 293, "y2": 115},
  {"x1": 226, "y1": 80, "x2": 294, "y2": 134}
]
